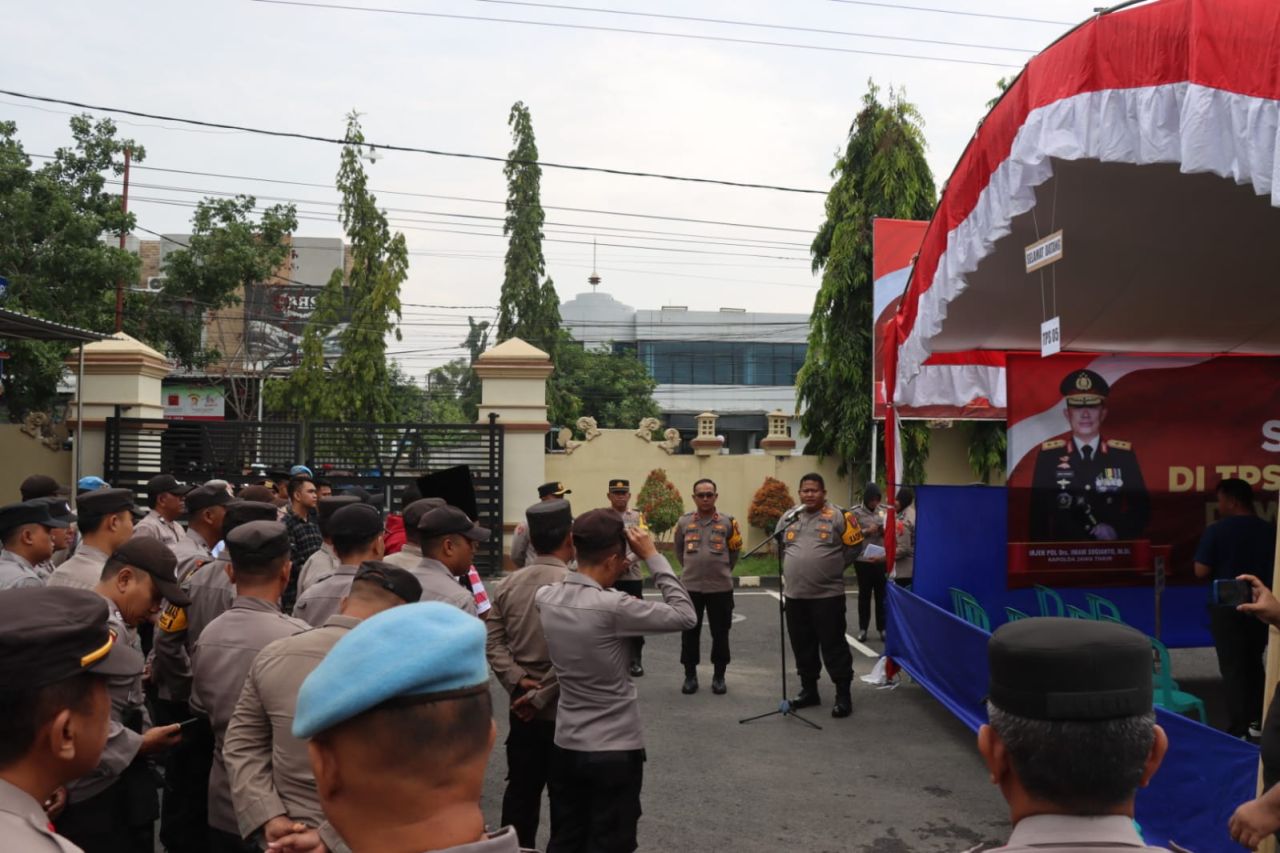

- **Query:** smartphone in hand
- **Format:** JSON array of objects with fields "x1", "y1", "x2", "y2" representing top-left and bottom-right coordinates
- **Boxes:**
[{"x1": 1213, "y1": 578, "x2": 1253, "y2": 608}]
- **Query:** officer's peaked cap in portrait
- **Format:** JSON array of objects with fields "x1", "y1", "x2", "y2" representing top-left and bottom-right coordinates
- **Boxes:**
[{"x1": 1060, "y1": 369, "x2": 1110, "y2": 407}]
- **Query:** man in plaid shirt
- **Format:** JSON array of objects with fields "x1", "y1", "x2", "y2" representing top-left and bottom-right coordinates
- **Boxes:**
[{"x1": 282, "y1": 475, "x2": 322, "y2": 612}]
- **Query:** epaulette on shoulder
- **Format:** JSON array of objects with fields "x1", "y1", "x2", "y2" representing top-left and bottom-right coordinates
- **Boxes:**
[
  {"x1": 1041, "y1": 438, "x2": 1066, "y2": 450},
  {"x1": 1106, "y1": 439, "x2": 1132, "y2": 450}
]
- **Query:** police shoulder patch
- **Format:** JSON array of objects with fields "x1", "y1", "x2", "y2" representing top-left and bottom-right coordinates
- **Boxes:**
[
  {"x1": 157, "y1": 604, "x2": 188, "y2": 633},
  {"x1": 1106, "y1": 439, "x2": 1132, "y2": 450},
  {"x1": 1041, "y1": 438, "x2": 1067, "y2": 450}
]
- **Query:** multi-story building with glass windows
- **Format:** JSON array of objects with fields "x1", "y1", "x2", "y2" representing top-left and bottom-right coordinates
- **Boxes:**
[{"x1": 560, "y1": 288, "x2": 811, "y2": 453}]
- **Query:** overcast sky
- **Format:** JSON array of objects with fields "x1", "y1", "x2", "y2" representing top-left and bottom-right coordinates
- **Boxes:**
[{"x1": 5, "y1": 0, "x2": 1106, "y2": 373}]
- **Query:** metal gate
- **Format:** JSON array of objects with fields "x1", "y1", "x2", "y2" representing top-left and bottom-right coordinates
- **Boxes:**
[
  {"x1": 104, "y1": 415, "x2": 504, "y2": 571},
  {"x1": 104, "y1": 418, "x2": 303, "y2": 495}
]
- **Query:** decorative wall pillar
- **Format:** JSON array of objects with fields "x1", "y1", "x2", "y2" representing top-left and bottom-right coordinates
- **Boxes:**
[
  {"x1": 760, "y1": 409, "x2": 797, "y2": 456},
  {"x1": 690, "y1": 411, "x2": 724, "y2": 457},
  {"x1": 64, "y1": 333, "x2": 170, "y2": 485},
  {"x1": 474, "y1": 338, "x2": 553, "y2": 566}
]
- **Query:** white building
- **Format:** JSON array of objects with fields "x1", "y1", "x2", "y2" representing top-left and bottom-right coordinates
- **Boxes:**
[{"x1": 560, "y1": 287, "x2": 811, "y2": 453}]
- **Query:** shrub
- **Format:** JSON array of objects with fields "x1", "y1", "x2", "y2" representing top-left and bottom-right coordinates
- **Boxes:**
[
  {"x1": 636, "y1": 468, "x2": 684, "y2": 540},
  {"x1": 749, "y1": 476, "x2": 795, "y2": 535}
]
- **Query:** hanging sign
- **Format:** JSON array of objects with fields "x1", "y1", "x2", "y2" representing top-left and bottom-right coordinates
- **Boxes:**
[
  {"x1": 1025, "y1": 230, "x2": 1064, "y2": 273},
  {"x1": 1040, "y1": 316, "x2": 1062, "y2": 357}
]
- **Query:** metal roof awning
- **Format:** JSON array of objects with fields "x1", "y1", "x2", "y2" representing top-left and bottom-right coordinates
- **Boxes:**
[{"x1": 0, "y1": 307, "x2": 110, "y2": 343}]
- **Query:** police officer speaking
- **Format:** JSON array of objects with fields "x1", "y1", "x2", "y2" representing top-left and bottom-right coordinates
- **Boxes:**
[
  {"x1": 672, "y1": 478, "x2": 742, "y2": 696},
  {"x1": 1029, "y1": 369, "x2": 1150, "y2": 542}
]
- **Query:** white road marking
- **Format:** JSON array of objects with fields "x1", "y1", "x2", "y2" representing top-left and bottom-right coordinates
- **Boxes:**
[{"x1": 761, "y1": 590, "x2": 879, "y2": 659}]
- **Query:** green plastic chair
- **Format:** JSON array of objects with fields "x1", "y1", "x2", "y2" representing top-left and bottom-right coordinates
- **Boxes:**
[
  {"x1": 1086, "y1": 593, "x2": 1124, "y2": 624},
  {"x1": 1004, "y1": 606, "x2": 1031, "y2": 622},
  {"x1": 1034, "y1": 584, "x2": 1066, "y2": 617},
  {"x1": 1066, "y1": 604, "x2": 1093, "y2": 620},
  {"x1": 947, "y1": 588, "x2": 991, "y2": 631},
  {"x1": 1150, "y1": 636, "x2": 1207, "y2": 723}
]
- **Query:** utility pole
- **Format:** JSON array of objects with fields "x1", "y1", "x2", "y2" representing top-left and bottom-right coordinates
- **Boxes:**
[{"x1": 113, "y1": 147, "x2": 132, "y2": 333}]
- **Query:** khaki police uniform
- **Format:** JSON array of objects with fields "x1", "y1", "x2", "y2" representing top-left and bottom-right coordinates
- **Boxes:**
[
  {"x1": 47, "y1": 543, "x2": 110, "y2": 591},
  {"x1": 0, "y1": 549, "x2": 45, "y2": 589},
  {"x1": 509, "y1": 522, "x2": 538, "y2": 569},
  {"x1": 961, "y1": 815, "x2": 1173, "y2": 852},
  {"x1": 850, "y1": 498, "x2": 887, "y2": 636},
  {"x1": 191, "y1": 596, "x2": 309, "y2": 841},
  {"x1": 673, "y1": 510, "x2": 742, "y2": 682},
  {"x1": 381, "y1": 541, "x2": 422, "y2": 571},
  {"x1": 536, "y1": 510, "x2": 695, "y2": 852},
  {"x1": 412, "y1": 556, "x2": 479, "y2": 615},
  {"x1": 152, "y1": 527, "x2": 217, "y2": 705},
  {"x1": 0, "y1": 777, "x2": 84, "y2": 853},
  {"x1": 296, "y1": 542, "x2": 338, "y2": 594},
  {"x1": 487, "y1": 536, "x2": 570, "y2": 847},
  {"x1": 224, "y1": 615, "x2": 358, "y2": 844},
  {"x1": 133, "y1": 509, "x2": 184, "y2": 548},
  {"x1": 777, "y1": 501, "x2": 865, "y2": 694},
  {"x1": 292, "y1": 564, "x2": 358, "y2": 627}
]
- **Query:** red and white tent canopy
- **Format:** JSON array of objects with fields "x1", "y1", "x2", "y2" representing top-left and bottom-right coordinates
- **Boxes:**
[{"x1": 885, "y1": 0, "x2": 1280, "y2": 498}]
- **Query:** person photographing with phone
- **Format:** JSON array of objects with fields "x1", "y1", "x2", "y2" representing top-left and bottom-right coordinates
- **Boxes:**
[{"x1": 1193, "y1": 478, "x2": 1276, "y2": 738}]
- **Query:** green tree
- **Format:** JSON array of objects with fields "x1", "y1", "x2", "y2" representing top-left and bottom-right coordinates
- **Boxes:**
[
  {"x1": 636, "y1": 468, "x2": 684, "y2": 541},
  {"x1": 424, "y1": 359, "x2": 472, "y2": 424},
  {"x1": 0, "y1": 116, "x2": 140, "y2": 417},
  {"x1": 157, "y1": 195, "x2": 298, "y2": 368},
  {"x1": 496, "y1": 102, "x2": 560, "y2": 351},
  {"x1": 548, "y1": 337, "x2": 660, "y2": 428},
  {"x1": 796, "y1": 82, "x2": 936, "y2": 484},
  {"x1": 267, "y1": 112, "x2": 408, "y2": 423}
]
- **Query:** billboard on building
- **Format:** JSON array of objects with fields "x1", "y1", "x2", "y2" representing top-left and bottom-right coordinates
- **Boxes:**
[{"x1": 243, "y1": 283, "x2": 350, "y2": 368}]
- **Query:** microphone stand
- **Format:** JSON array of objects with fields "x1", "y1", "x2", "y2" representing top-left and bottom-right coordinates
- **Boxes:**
[{"x1": 739, "y1": 513, "x2": 821, "y2": 730}]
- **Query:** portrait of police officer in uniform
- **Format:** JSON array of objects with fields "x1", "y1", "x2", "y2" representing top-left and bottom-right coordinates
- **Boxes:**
[{"x1": 1029, "y1": 369, "x2": 1150, "y2": 542}]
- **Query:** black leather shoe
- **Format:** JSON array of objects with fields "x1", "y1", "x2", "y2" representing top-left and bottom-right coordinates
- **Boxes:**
[
  {"x1": 831, "y1": 697, "x2": 853, "y2": 718},
  {"x1": 711, "y1": 675, "x2": 727, "y2": 695},
  {"x1": 629, "y1": 660, "x2": 645, "y2": 677},
  {"x1": 790, "y1": 687, "x2": 821, "y2": 708},
  {"x1": 681, "y1": 674, "x2": 698, "y2": 694},
  {"x1": 856, "y1": 630, "x2": 868, "y2": 642}
]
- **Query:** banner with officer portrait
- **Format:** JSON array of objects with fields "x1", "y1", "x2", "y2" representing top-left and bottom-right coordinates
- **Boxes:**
[{"x1": 1007, "y1": 354, "x2": 1280, "y2": 587}]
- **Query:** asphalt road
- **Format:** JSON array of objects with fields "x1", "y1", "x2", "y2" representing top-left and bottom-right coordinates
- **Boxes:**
[{"x1": 481, "y1": 590, "x2": 1014, "y2": 853}]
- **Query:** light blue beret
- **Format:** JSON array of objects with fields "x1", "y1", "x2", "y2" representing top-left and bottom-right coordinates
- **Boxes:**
[{"x1": 292, "y1": 601, "x2": 488, "y2": 739}]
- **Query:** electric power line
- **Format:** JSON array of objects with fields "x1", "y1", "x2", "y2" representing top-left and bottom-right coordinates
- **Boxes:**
[
  {"x1": 825, "y1": 0, "x2": 1074, "y2": 26},
  {"x1": 249, "y1": 0, "x2": 1022, "y2": 68},
  {"x1": 0, "y1": 89, "x2": 829, "y2": 194},
  {"x1": 460, "y1": 0, "x2": 1036, "y2": 53}
]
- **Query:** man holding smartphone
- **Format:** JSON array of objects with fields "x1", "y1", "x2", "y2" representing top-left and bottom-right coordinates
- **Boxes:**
[{"x1": 1194, "y1": 478, "x2": 1276, "y2": 738}]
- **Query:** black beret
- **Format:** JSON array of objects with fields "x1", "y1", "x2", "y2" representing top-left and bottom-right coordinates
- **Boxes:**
[
  {"x1": 184, "y1": 483, "x2": 234, "y2": 514},
  {"x1": 223, "y1": 501, "x2": 279, "y2": 538},
  {"x1": 0, "y1": 587, "x2": 144, "y2": 687},
  {"x1": 0, "y1": 500, "x2": 71, "y2": 536},
  {"x1": 608, "y1": 479, "x2": 630, "y2": 492},
  {"x1": 418, "y1": 506, "x2": 490, "y2": 542},
  {"x1": 110, "y1": 538, "x2": 190, "y2": 607},
  {"x1": 317, "y1": 496, "x2": 362, "y2": 536},
  {"x1": 572, "y1": 508, "x2": 626, "y2": 551},
  {"x1": 527, "y1": 499, "x2": 572, "y2": 537},
  {"x1": 146, "y1": 474, "x2": 193, "y2": 497},
  {"x1": 1061, "y1": 369, "x2": 1110, "y2": 406},
  {"x1": 988, "y1": 617, "x2": 1152, "y2": 721},
  {"x1": 328, "y1": 503, "x2": 384, "y2": 541},
  {"x1": 403, "y1": 498, "x2": 446, "y2": 531},
  {"x1": 77, "y1": 488, "x2": 139, "y2": 517},
  {"x1": 36, "y1": 496, "x2": 76, "y2": 524},
  {"x1": 20, "y1": 474, "x2": 68, "y2": 501},
  {"x1": 227, "y1": 520, "x2": 290, "y2": 564},
  {"x1": 353, "y1": 560, "x2": 423, "y2": 603},
  {"x1": 538, "y1": 481, "x2": 572, "y2": 499}
]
